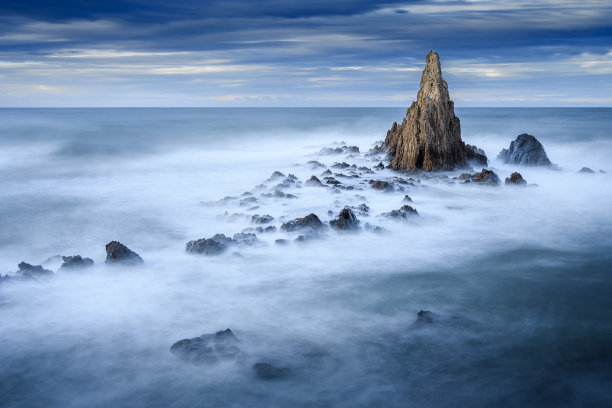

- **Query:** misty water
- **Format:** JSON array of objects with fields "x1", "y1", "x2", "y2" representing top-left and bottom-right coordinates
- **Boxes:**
[{"x1": 1, "y1": 108, "x2": 611, "y2": 407}]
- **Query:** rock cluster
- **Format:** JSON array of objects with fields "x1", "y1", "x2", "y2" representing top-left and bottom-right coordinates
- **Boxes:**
[
  {"x1": 383, "y1": 51, "x2": 483, "y2": 171},
  {"x1": 497, "y1": 134, "x2": 552, "y2": 166}
]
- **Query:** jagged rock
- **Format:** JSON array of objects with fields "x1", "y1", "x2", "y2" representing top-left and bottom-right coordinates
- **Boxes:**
[
  {"x1": 465, "y1": 144, "x2": 488, "y2": 166},
  {"x1": 350, "y1": 203, "x2": 370, "y2": 216},
  {"x1": 497, "y1": 134, "x2": 552, "y2": 166},
  {"x1": 280, "y1": 213, "x2": 324, "y2": 233},
  {"x1": 325, "y1": 177, "x2": 341, "y2": 186},
  {"x1": 251, "y1": 214, "x2": 274, "y2": 224},
  {"x1": 16, "y1": 262, "x2": 53, "y2": 279},
  {"x1": 330, "y1": 208, "x2": 360, "y2": 231},
  {"x1": 321, "y1": 169, "x2": 333, "y2": 176},
  {"x1": 105, "y1": 241, "x2": 143, "y2": 265},
  {"x1": 267, "y1": 171, "x2": 286, "y2": 182},
  {"x1": 578, "y1": 167, "x2": 595, "y2": 174},
  {"x1": 402, "y1": 195, "x2": 413, "y2": 203},
  {"x1": 253, "y1": 363, "x2": 292, "y2": 380},
  {"x1": 473, "y1": 169, "x2": 501, "y2": 185},
  {"x1": 186, "y1": 238, "x2": 227, "y2": 255},
  {"x1": 505, "y1": 172, "x2": 527, "y2": 185},
  {"x1": 381, "y1": 205, "x2": 419, "y2": 219},
  {"x1": 170, "y1": 329, "x2": 240, "y2": 364},
  {"x1": 369, "y1": 180, "x2": 393, "y2": 192},
  {"x1": 383, "y1": 51, "x2": 467, "y2": 171},
  {"x1": 305, "y1": 175, "x2": 324, "y2": 187},
  {"x1": 416, "y1": 310, "x2": 435, "y2": 324},
  {"x1": 232, "y1": 232, "x2": 258, "y2": 246},
  {"x1": 331, "y1": 162, "x2": 351, "y2": 169},
  {"x1": 255, "y1": 225, "x2": 277, "y2": 234},
  {"x1": 60, "y1": 255, "x2": 94, "y2": 270}
]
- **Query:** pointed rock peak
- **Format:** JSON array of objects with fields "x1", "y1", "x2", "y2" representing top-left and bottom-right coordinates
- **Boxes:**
[{"x1": 418, "y1": 50, "x2": 449, "y2": 103}]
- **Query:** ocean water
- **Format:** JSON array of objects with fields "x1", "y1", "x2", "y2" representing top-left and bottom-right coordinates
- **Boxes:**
[{"x1": 0, "y1": 107, "x2": 611, "y2": 407}]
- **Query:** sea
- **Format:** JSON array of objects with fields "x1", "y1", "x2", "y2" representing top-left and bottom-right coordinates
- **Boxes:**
[{"x1": 0, "y1": 107, "x2": 611, "y2": 407}]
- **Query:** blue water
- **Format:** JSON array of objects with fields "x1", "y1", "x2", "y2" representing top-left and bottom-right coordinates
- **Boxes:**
[{"x1": 0, "y1": 108, "x2": 611, "y2": 407}]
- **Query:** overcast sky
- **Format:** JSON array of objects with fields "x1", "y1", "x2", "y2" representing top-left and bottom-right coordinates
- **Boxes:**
[{"x1": 1, "y1": 0, "x2": 611, "y2": 107}]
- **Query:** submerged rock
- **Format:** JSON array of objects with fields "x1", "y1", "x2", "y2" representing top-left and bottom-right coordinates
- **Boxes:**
[
  {"x1": 267, "y1": 171, "x2": 286, "y2": 182},
  {"x1": 369, "y1": 180, "x2": 393, "y2": 192},
  {"x1": 280, "y1": 214, "x2": 324, "y2": 233},
  {"x1": 170, "y1": 329, "x2": 240, "y2": 364},
  {"x1": 60, "y1": 255, "x2": 94, "y2": 270},
  {"x1": 383, "y1": 51, "x2": 467, "y2": 171},
  {"x1": 497, "y1": 134, "x2": 553, "y2": 166},
  {"x1": 16, "y1": 262, "x2": 53, "y2": 279},
  {"x1": 381, "y1": 205, "x2": 419, "y2": 219},
  {"x1": 251, "y1": 214, "x2": 274, "y2": 224},
  {"x1": 402, "y1": 195, "x2": 413, "y2": 203},
  {"x1": 186, "y1": 238, "x2": 227, "y2": 255},
  {"x1": 330, "y1": 208, "x2": 360, "y2": 231},
  {"x1": 578, "y1": 167, "x2": 595, "y2": 174},
  {"x1": 105, "y1": 241, "x2": 144, "y2": 265},
  {"x1": 505, "y1": 172, "x2": 527, "y2": 185},
  {"x1": 305, "y1": 175, "x2": 324, "y2": 187},
  {"x1": 416, "y1": 310, "x2": 436, "y2": 324},
  {"x1": 253, "y1": 362, "x2": 292, "y2": 380}
]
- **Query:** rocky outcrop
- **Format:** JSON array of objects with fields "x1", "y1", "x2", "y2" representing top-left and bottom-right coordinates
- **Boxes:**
[
  {"x1": 305, "y1": 175, "x2": 324, "y2": 187},
  {"x1": 381, "y1": 205, "x2": 419, "y2": 219},
  {"x1": 16, "y1": 262, "x2": 53, "y2": 279},
  {"x1": 170, "y1": 329, "x2": 240, "y2": 364},
  {"x1": 60, "y1": 255, "x2": 94, "y2": 270},
  {"x1": 384, "y1": 51, "x2": 474, "y2": 171},
  {"x1": 505, "y1": 172, "x2": 527, "y2": 185},
  {"x1": 465, "y1": 144, "x2": 488, "y2": 166},
  {"x1": 578, "y1": 167, "x2": 595, "y2": 174},
  {"x1": 330, "y1": 208, "x2": 360, "y2": 231},
  {"x1": 280, "y1": 213, "x2": 324, "y2": 233},
  {"x1": 105, "y1": 241, "x2": 143, "y2": 265},
  {"x1": 459, "y1": 169, "x2": 501, "y2": 186},
  {"x1": 186, "y1": 232, "x2": 259, "y2": 256},
  {"x1": 497, "y1": 134, "x2": 552, "y2": 166},
  {"x1": 251, "y1": 214, "x2": 274, "y2": 224}
]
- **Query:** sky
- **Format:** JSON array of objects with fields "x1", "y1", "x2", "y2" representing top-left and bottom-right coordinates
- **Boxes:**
[{"x1": 0, "y1": 0, "x2": 611, "y2": 107}]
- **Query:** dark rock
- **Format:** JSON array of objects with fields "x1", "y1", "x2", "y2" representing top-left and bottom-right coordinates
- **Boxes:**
[
  {"x1": 170, "y1": 329, "x2": 240, "y2": 364},
  {"x1": 497, "y1": 134, "x2": 553, "y2": 166},
  {"x1": 578, "y1": 167, "x2": 595, "y2": 174},
  {"x1": 325, "y1": 177, "x2": 341, "y2": 186},
  {"x1": 275, "y1": 239, "x2": 289, "y2": 245},
  {"x1": 267, "y1": 171, "x2": 286, "y2": 181},
  {"x1": 350, "y1": 203, "x2": 370, "y2": 216},
  {"x1": 16, "y1": 262, "x2": 53, "y2": 279},
  {"x1": 416, "y1": 310, "x2": 435, "y2": 324},
  {"x1": 255, "y1": 226, "x2": 277, "y2": 234},
  {"x1": 473, "y1": 169, "x2": 501, "y2": 186},
  {"x1": 383, "y1": 51, "x2": 467, "y2": 171},
  {"x1": 253, "y1": 363, "x2": 292, "y2": 380},
  {"x1": 374, "y1": 162, "x2": 385, "y2": 170},
  {"x1": 186, "y1": 237, "x2": 227, "y2": 255},
  {"x1": 251, "y1": 214, "x2": 274, "y2": 224},
  {"x1": 381, "y1": 205, "x2": 419, "y2": 219},
  {"x1": 232, "y1": 233, "x2": 258, "y2": 246},
  {"x1": 105, "y1": 241, "x2": 143, "y2": 265},
  {"x1": 402, "y1": 195, "x2": 413, "y2": 203},
  {"x1": 330, "y1": 208, "x2": 360, "y2": 231},
  {"x1": 306, "y1": 160, "x2": 325, "y2": 169},
  {"x1": 280, "y1": 214, "x2": 324, "y2": 233},
  {"x1": 505, "y1": 172, "x2": 527, "y2": 185},
  {"x1": 321, "y1": 169, "x2": 333, "y2": 176},
  {"x1": 305, "y1": 175, "x2": 324, "y2": 187},
  {"x1": 60, "y1": 255, "x2": 94, "y2": 270},
  {"x1": 239, "y1": 197, "x2": 258, "y2": 206},
  {"x1": 331, "y1": 162, "x2": 351, "y2": 169},
  {"x1": 369, "y1": 180, "x2": 393, "y2": 192},
  {"x1": 465, "y1": 144, "x2": 488, "y2": 166}
]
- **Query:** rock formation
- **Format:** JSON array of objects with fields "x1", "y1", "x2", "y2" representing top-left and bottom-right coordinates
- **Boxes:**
[
  {"x1": 384, "y1": 51, "x2": 480, "y2": 171},
  {"x1": 170, "y1": 328, "x2": 241, "y2": 364},
  {"x1": 105, "y1": 241, "x2": 144, "y2": 265},
  {"x1": 330, "y1": 208, "x2": 360, "y2": 231},
  {"x1": 505, "y1": 172, "x2": 527, "y2": 185},
  {"x1": 497, "y1": 134, "x2": 552, "y2": 166}
]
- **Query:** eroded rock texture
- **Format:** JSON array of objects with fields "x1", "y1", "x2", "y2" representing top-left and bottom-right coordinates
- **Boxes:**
[{"x1": 384, "y1": 51, "x2": 468, "y2": 171}]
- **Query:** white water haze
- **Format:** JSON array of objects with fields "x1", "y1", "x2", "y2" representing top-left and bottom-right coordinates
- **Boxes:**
[{"x1": 1, "y1": 108, "x2": 611, "y2": 407}]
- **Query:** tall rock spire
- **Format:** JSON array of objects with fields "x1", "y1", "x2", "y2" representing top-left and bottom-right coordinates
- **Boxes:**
[{"x1": 384, "y1": 50, "x2": 467, "y2": 171}]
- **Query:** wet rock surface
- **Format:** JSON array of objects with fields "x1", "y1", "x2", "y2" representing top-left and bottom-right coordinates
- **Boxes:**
[
  {"x1": 330, "y1": 208, "x2": 360, "y2": 231},
  {"x1": 105, "y1": 241, "x2": 144, "y2": 265},
  {"x1": 505, "y1": 172, "x2": 527, "y2": 185},
  {"x1": 60, "y1": 255, "x2": 94, "y2": 270},
  {"x1": 497, "y1": 134, "x2": 553, "y2": 166},
  {"x1": 170, "y1": 329, "x2": 240, "y2": 364}
]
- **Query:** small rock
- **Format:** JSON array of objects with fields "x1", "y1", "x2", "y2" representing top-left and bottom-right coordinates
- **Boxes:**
[
  {"x1": 402, "y1": 195, "x2": 413, "y2": 203},
  {"x1": 275, "y1": 239, "x2": 289, "y2": 245},
  {"x1": 305, "y1": 175, "x2": 324, "y2": 187},
  {"x1": 465, "y1": 144, "x2": 488, "y2": 166},
  {"x1": 105, "y1": 241, "x2": 143, "y2": 265},
  {"x1": 578, "y1": 167, "x2": 595, "y2": 174},
  {"x1": 170, "y1": 329, "x2": 240, "y2": 364},
  {"x1": 280, "y1": 214, "x2": 324, "y2": 232},
  {"x1": 369, "y1": 180, "x2": 393, "y2": 191},
  {"x1": 330, "y1": 208, "x2": 360, "y2": 231},
  {"x1": 374, "y1": 162, "x2": 385, "y2": 170},
  {"x1": 16, "y1": 262, "x2": 53, "y2": 279},
  {"x1": 473, "y1": 169, "x2": 501, "y2": 186},
  {"x1": 185, "y1": 238, "x2": 227, "y2": 255},
  {"x1": 60, "y1": 255, "x2": 94, "y2": 270},
  {"x1": 505, "y1": 172, "x2": 527, "y2": 185},
  {"x1": 267, "y1": 171, "x2": 286, "y2": 181},
  {"x1": 497, "y1": 134, "x2": 553, "y2": 166},
  {"x1": 251, "y1": 214, "x2": 274, "y2": 224},
  {"x1": 381, "y1": 205, "x2": 419, "y2": 219},
  {"x1": 416, "y1": 310, "x2": 435, "y2": 324}
]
